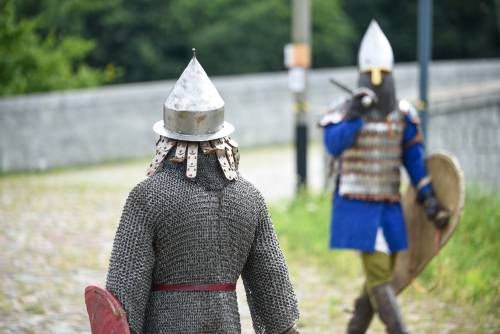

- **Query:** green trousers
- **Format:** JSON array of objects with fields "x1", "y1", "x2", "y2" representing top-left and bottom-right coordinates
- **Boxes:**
[{"x1": 361, "y1": 251, "x2": 396, "y2": 309}]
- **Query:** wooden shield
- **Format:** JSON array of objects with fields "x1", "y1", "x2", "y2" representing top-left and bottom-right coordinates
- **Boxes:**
[
  {"x1": 85, "y1": 285, "x2": 131, "y2": 334},
  {"x1": 392, "y1": 151, "x2": 465, "y2": 294}
]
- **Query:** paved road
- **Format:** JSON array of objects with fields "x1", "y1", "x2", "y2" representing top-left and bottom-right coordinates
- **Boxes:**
[{"x1": 238, "y1": 144, "x2": 325, "y2": 201}]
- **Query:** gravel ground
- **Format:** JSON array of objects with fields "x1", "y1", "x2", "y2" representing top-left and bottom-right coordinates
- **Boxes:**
[{"x1": 0, "y1": 145, "x2": 497, "y2": 333}]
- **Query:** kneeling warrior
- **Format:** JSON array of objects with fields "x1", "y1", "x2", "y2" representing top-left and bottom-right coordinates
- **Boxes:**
[
  {"x1": 320, "y1": 22, "x2": 449, "y2": 334},
  {"x1": 85, "y1": 50, "x2": 300, "y2": 334}
]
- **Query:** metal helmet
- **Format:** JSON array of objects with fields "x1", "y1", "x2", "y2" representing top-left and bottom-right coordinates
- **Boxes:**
[
  {"x1": 153, "y1": 49, "x2": 234, "y2": 141},
  {"x1": 358, "y1": 20, "x2": 394, "y2": 86}
]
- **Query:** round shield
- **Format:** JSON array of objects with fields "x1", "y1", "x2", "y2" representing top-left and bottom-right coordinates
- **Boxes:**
[
  {"x1": 85, "y1": 285, "x2": 130, "y2": 334},
  {"x1": 392, "y1": 151, "x2": 465, "y2": 294}
]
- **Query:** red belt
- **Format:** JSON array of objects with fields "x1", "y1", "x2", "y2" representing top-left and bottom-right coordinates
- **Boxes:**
[{"x1": 152, "y1": 283, "x2": 236, "y2": 292}]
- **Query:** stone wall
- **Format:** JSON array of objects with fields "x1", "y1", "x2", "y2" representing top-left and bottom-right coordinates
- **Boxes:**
[
  {"x1": 428, "y1": 92, "x2": 500, "y2": 190},
  {"x1": 1, "y1": 59, "x2": 499, "y2": 183}
]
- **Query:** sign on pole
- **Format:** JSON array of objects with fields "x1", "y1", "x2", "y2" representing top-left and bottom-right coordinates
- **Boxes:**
[{"x1": 288, "y1": 0, "x2": 311, "y2": 192}]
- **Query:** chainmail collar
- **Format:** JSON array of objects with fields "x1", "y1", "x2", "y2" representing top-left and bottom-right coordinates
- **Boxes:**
[{"x1": 146, "y1": 136, "x2": 240, "y2": 190}]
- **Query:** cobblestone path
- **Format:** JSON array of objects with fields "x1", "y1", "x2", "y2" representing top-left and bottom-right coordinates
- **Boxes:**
[{"x1": 1, "y1": 146, "x2": 497, "y2": 333}]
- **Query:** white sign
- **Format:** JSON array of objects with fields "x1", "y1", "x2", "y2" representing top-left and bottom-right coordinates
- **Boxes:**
[
  {"x1": 288, "y1": 67, "x2": 306, "y2": 93},
  {"x1": 284, "y1": 44, "x2": 294, "y2": 68}
]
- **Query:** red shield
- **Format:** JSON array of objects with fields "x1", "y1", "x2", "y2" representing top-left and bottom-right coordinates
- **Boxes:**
[{"x1": 84, "y1": 285, "x2": 130, "y2": 334}]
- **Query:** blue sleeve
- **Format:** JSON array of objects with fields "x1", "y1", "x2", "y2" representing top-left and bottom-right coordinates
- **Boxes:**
[
  {"x1": 323, "y1": 118, "x2": 364, "y2": 157},
  {"x1": 402, "y1": 116, "x2": 433, "y2": 196}
]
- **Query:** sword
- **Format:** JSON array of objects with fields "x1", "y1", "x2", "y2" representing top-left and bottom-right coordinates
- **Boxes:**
[
  {"x1": 329, "y1": 78, "x2": 354, "y2": 94},
  {"x1": 329, "y1": 78, "x2": 378, "y2": 107}
]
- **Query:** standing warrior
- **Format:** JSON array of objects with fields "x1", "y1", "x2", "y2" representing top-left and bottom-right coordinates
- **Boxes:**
[
  {"x1": 320, "y1": 21, "x2": 449, "y2": 334},
  {"x1": 85, "y1": 50, "x2": 299, "y2": 334}
]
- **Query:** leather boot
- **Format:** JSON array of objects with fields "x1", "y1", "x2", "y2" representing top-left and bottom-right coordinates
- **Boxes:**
[
  {"x1": 372, "y1": 284, "x2": 409, "y2": 334},
  {"x1": 346, "y1": 293, "x2": 374, "y2": 334}
]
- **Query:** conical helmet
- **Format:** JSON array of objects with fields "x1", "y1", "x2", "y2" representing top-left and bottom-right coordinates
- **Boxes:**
[
  {"x1": 358, "y1": 20, "x2": 394, "y2": 86},
  {"x1": 153, "y1": 49, "x2": 234, "y2": 141},
  {"x1": 148, "y1": 50, "x2": 239, "y2": 181}
]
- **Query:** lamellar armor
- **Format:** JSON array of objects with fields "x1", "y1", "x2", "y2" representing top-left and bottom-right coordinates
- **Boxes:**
[
  {"x1": 87, "y1": 51, "x2": 299, "y2": 334},
  {"x1": 327, "y1": 100, "x2": 419, "y2": 202},
  {"x1": 322, "y1": 20, "x2": 421, "y2": 202}
]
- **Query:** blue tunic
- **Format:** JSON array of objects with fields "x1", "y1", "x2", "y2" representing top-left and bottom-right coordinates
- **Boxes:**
[{"x1": 324, "y1": 116, "x2": 432, "y2": 253}]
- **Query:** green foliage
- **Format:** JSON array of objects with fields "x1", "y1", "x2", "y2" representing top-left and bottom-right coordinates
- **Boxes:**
[
  {"x1": 270, "y1": 188, "x2": 500, "y2": 310},
  {"x1": 344, "y1": 0, "x2": 500, "y2": 62},
  {"x1": 0, "y1": 0, "x2": 112, "y2": 96},
  {"x1": 343, "y1": 1, "x2": 418, "y2": 62},
  {"x1": 13, "y1": 0, "x2": 356, "y2": 83},
  {"x1": 312, "y1": 0, "x2": 356, "y2": 68},
  {"x1": 433, "y1": 0, "x2": 500, "y2": 59},
  {"x1": 271, "y1": 192, "x2": 362, "y2": 279},
  {"x1": 181, "y1": 0, "x2": 291, "y2": 75},
  {"x1": 419, "y1": 186, "x2": 500, "y2": 310},
  {"x1": 6, "y1": 0, "x2": 500, "y2": 91},
  {"x1": 272, "y1": 192, "x2": 332, "y2": 259}
]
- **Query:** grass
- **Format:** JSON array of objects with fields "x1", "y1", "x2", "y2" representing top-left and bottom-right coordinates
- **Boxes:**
[
  {"x1": 270, "y1": 188, "x2": 500, "y2": 315},
  {"x1": 419, "y1": 186, "x2": 500, "y2": 311},
  {"x1": 271, "y1": 192, "x2": 362, "y2": 280}
]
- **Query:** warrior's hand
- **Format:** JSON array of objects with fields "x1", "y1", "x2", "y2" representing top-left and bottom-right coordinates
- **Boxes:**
[
  {"x1": 419, "y1": 191, "x2": 451, "y2": 229},
  {"x1": 345, "y1": 87, "x2": 377, "y2": 120}
]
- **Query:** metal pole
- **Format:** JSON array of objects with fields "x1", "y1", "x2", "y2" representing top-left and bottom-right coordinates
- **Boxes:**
[
  {"x1": 418, "y1": 0, "x2": 433, "y2": 141},
  {"x1": 292, "y1": 0, "x2": 311, "y2": 191}
]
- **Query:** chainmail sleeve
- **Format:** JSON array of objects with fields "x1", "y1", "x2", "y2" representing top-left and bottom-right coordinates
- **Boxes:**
[
  {"x1": 106, "y1": 183, "x2": 156, "y2": 334},
  {"x1": 242, "y1": 192, "x2": 300, "y2": 334}
]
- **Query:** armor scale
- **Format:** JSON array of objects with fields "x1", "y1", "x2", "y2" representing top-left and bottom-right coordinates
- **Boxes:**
[{"x1": 339, "y1": 110, "x2": 405, "y2": 202}]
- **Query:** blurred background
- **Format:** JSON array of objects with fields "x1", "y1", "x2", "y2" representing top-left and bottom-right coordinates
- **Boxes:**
[{"x1": 0, "y1": 0, "x2": 499, "y2": 333}]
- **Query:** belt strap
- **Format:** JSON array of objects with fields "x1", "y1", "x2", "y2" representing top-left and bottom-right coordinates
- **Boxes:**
[{"x1": 152, "y1": 283, "x2": 236, "y2": 292}]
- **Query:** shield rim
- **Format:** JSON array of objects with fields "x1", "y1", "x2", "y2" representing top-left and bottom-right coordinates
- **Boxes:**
[
  {"x1": 393, "y1": 150, "x2": 465, "y2": 294},
  {"x1": 84, "y1": 284, "x2": 131, "y2": 334}
]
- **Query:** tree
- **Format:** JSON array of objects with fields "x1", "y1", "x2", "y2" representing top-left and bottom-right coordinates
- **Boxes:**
[
  {"x1": 343, "y1": 0, "x2": 500, "y2": 62},
  {"x1": 13, "y1": 0, "x2": 356, "y2": 83},
  {"x1": 10, "y1": 0, "x2": 498, "y2": 89},
  {"x1": 0, "y1": 0, "x2": 112, "y2": 96},
  {"x1": 433, "y1": 0, "x2": 500, "y2": 60}
]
